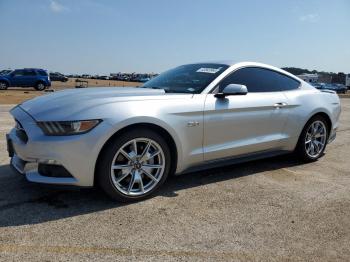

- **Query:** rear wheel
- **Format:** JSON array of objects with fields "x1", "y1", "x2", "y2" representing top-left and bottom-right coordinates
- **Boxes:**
[
  {"x1": 35, "y1": 82, "x2": 46, "y2": 91},
  {"x1": 97, "y1": 128, "x2": 171, "y2": 202},
  {"x1": 295, "y1": 115, "x2": 329, "y2": 162},
  {"x1": 0, "y1": 81, "x2": 8, "y2": 90}
]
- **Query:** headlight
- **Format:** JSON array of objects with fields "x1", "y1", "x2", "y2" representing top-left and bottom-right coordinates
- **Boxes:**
[{"x1": 37, "y1": 120, "x2": 101, "y2": 136}]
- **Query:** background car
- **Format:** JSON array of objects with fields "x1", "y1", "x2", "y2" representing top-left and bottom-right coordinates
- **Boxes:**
[
  {"x1": 310, "y1": 82, "x2": 347, "y2": 94},
  {"x1": 310, "y1": 82, "x2": 325, "y2": 90},
  {"x1": 0, "y1": 68, "x2": 51, "y2": 91},
  {"x1": 81, "y1": 74, "x2": 92, "y2": 79},
  {"x1": 323, "y1": 83, "x2": 347, "y2": 94},
  {"x1": 49, "y1": 72, "x2": 68, "y2": 82},
  {"x1": 332, "y1": 83, "x2": 347, "y2": 94},
  {"x1": 98, "y1": 76, "x2": 110, "y2": 80},
  {"x1": 138, "y1": 77, "x2": 151, "y2": 82}
]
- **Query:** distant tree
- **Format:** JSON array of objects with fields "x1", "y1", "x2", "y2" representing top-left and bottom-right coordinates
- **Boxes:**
[{"x1": 281, "y1": 67, "x2": 311, "y2": 75}]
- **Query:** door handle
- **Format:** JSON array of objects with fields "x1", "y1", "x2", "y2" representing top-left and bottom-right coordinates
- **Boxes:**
[{"x1": 273, "y1": 102, "x2": 288, "y2": 108}]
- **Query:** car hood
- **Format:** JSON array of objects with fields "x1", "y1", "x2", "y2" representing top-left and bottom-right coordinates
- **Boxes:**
[{"x1": 19, "y1": 87, "x2": 168, "y2": 120}]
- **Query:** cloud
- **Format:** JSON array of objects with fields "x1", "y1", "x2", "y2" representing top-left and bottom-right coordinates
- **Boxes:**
[
  {"x1": 299, "y1": 13, "x2": 319, "y2": 23},
  {"x1": 49, "y1": 0, "x2": 68, "y2": 13}
]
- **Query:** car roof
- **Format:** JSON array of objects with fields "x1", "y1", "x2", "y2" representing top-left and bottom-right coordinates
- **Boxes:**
[
  {"x1": 192, "y1": 60, "x2": 288, "y2": 71},
  {"x1": 21, "y1": 68, "x2": 47, "y2": 71},
  {"x1": 190, "y1": 60, "x2": 236, "y2": 66},
  {"x1": 193, "y1": 60, "x2": 300, "y2": 81}
]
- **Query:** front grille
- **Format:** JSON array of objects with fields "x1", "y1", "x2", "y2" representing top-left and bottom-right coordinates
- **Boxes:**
[{"x1": 15, "y1": 120, "x2": 28, "y2": 143}]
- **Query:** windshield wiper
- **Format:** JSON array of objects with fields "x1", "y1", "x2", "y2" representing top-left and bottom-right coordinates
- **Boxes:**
[
  {"x1": 141, "y1": 86, "x2": 163, "y2": 90},
  {"x1": 163, "y1": 89, "x2": 178, "y2": 93}
]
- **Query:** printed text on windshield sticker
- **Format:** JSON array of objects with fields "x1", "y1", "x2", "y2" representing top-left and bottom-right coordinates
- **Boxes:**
[{"x1": 196, "y1": 67, "x2": 222, "y2": 74}]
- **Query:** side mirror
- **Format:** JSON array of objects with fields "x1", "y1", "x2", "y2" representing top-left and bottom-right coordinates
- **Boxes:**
[{"x1": 214, "y1": 84, "x2": 248, "y2": 98}]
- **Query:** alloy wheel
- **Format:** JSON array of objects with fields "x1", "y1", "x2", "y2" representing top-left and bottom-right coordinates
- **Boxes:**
[
  {"x1": 110, "y1": 138, "x2": 165, "y2": 196},
  {"x1": 304, "y1": 120, "x2": 327, "y2": 158}
]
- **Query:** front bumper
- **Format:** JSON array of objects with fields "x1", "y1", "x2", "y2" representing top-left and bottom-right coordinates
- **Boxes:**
[{"x1": 6, "y1": 106, "x2": 110, "y2": 187}]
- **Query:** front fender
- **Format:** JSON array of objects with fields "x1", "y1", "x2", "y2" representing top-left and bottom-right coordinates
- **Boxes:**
[
  {"x1": 91, "y1": 116, "x2": 184, "y2": 176},
  {"x1": 104, "y1": 116, "x2": 183, "y2": 156}
]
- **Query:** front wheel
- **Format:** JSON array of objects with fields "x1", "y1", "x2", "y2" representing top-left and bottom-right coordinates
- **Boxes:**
[
  {"x1": 97, "y1": 128, "x2": 171, "y2": 202},
  {"x1": 295, "y1": 115, "x2": 329, "y2": 162},
  {"x1": 0, "y1": 81, "x2": 8, "y2": 90}
]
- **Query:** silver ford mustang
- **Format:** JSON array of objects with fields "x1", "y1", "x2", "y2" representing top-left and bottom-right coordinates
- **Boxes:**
[{"x1": 6, "y1": 61, "x2": 341, "y2": 202}]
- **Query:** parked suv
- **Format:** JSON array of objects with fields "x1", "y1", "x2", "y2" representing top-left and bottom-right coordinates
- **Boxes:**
[{"x1": 0, "y1": 68, "x2": 51, "y2": 91}]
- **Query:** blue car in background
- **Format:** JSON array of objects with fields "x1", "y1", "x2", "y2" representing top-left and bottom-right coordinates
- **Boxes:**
[
  {"x1": 0, "y1": 68, "x2": 51, "y2": 91},
  {"x1": 310, "y1": 82, "x2": 324, "y2": 90},
  {"x1": 323, "y1": 83, "x2": 347, "y2": 94},
  {"x1": 310, "y1": 82, "x2": 347, "y2": 94}
]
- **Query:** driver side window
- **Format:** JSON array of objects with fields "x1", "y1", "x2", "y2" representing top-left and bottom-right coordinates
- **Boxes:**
[{"x1": 218, "y1": 67, "x2": 300, "y2": 93}]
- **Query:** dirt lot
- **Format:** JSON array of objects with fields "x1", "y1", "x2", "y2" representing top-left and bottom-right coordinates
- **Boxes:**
[
  {"x1": 0, "y1": 99, "x2": 349, "y2": 261},
  {"x1": 0, "y1": 78, "x2": 140, "y2": 104}
]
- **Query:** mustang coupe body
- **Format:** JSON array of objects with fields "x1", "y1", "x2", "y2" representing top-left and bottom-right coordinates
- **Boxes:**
[{"x1": 6, "y1": 61, "x2": 341, "y2": 201}]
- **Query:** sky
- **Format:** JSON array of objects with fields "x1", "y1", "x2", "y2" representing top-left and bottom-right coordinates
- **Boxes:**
[{"x1": 0, "y1": 0, "x2": 349, "y2": 74}]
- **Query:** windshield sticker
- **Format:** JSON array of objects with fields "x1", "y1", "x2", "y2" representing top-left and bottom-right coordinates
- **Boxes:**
[
  {"x1": 187, "y1": 88, "x2": 195, "y2": 92},
  {"x1": 196, "y1": 67, "x2": 222, "y2": 74}
]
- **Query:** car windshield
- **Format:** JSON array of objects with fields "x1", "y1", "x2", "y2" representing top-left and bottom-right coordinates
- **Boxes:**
[
  {"x1": 142, "y1": 63, "x2": 229, "y2": 94},
  {"x1": 0, "y1": 70, "x2": 11, "y2": 75}
]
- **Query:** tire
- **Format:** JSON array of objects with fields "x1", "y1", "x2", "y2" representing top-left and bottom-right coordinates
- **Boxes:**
[
  {"x1": 34, "y1": 82, "x2": 46, "y2": 91},
  {"x1": 0, "y1": 81, "x2": 8, "y2": 90},
  {"x1": 295, "y1": 115, "x2": 329, "y2": 162},
  {"x1": 97, "y1": 128, "x2": 172, "y2": 202}
]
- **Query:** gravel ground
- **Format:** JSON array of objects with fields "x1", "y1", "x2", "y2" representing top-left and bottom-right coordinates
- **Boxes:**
[{"x1": 0, "y1": 99, "x2": 349, "y2": 261}]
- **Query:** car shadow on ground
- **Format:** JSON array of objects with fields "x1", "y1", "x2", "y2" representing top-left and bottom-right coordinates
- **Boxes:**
[{"x1": 0, "y1": 154, "x2": 307, "y2": 227}]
